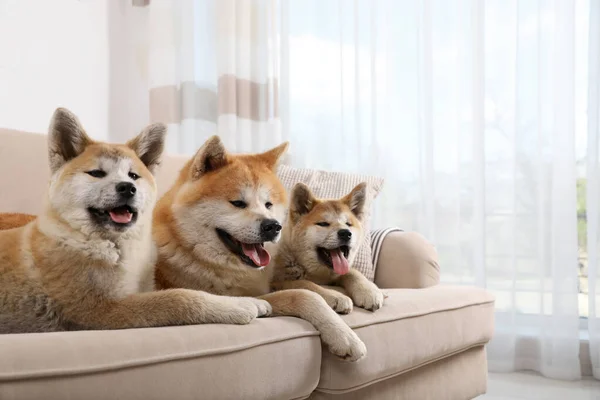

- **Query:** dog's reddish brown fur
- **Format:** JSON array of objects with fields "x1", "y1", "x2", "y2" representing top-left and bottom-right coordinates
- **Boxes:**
[{"x1": 0, "y1": 213, "x2": 36, "y2": 230}]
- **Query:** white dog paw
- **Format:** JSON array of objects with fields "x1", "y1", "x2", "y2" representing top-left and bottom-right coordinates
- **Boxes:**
[
  {"x1": 351, "y1": 284, "x2": 384, "y2": 312},
  {"x1": 325, "y1": 293, "x2": 353, "y2": 314},
  {"x1": 322, "y1": 326, "x2": 367, "y2": 362},
  {"x1": 212, "y1": 297, "x2": 269, "y2": 325},
  {"x1": 248, "y1": 298, "x2": 272, "y2": 317},
  {"x1": 224, "y1": 299, "x2": 260, "y2": 325}
]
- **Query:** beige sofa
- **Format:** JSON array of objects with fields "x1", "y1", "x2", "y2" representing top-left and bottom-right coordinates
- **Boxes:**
[{"x1": 0, "y1": 128, "x2": 495, "y2": 400}]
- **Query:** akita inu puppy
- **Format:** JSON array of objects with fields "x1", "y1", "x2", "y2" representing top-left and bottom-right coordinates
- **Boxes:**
[
  {"x1": 0, "y1": 108, "x2": 270, "y2": 334},
  {"x1": 271, "y1": 183, "x2": 385, "y2": 314},
  {"x1": 154, "y1": 136, "x2": 367, "y2": 361}
]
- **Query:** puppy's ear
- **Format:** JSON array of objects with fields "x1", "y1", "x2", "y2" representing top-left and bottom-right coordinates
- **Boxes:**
[
  {"x1": 127, "y1": 123, "x2": 167, "y2": 174},
  {"x1": 48, "y1": 108, "x2": 93, "y2": 173},
  {"x1": 342, "y1": 182, "x2": 367, "y2": 220},
  {"x1": 290, "y1": 183, "x2": 317, "y2": 222},
  {"x1": 189, "y1": 135, "x2": 228, "y2": 180},
  {"x1": 257, "y1": 142, "x2": 289, "y2": 171}
]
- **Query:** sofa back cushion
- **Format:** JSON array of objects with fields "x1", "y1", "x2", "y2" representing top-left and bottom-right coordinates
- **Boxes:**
[{"x1": 0, "y1": 129, "x2": 49, "y2": 215}]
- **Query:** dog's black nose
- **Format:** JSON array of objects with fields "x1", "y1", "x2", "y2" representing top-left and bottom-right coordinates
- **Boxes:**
[
  {"x1": 261, "y1": 219, "x2": 282, "y2": 240},
  {"x1": 338, "y1": 229, "x2": 352, "y2": 242},
  {"x1": 116, "y1": 182, "x2": 136, "y2": 198}
]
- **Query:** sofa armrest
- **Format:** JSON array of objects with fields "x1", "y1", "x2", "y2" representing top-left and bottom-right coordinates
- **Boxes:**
[{"x1": 373, "y1": 230, "x2": 440, "y2": 289}]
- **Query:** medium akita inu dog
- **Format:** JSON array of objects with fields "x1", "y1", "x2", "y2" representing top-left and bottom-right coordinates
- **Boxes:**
[
  {"x1": 154, "y1": 136, "x2": 367, "y2": 361},
  {"x1": 271, "y1": 183, "x2": 385, "y2": 314},
  {"x1": 0, "y1": 108, "x2": 270, "y2": 333}
]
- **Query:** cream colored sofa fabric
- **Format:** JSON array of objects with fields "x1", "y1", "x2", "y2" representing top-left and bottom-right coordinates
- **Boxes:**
[
  {"x1": 0, "y1": 128, "x2": 494, "y2": 400},
  {"x1": 374, "y1": 230, "x2": 441, "y2": 289},
  {"x1": 0, "y1": 128, "x2": 50, "y2": 215},
  {"x1": 309, "y1": 345, "x2": 489, "y2": 400},
  {"x1": 0, "y1": 318, "x2": 321, "y2": 400},
  {"x1": 318, "y1": 286, "x2": 494, "y2": 393}
]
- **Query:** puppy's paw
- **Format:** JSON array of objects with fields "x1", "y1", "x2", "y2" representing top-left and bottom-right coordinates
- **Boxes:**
[
  {"x1": 322, "y1": 325, "x2": 367, "y2": 362},
  {"x1": 208, "y1": 296, "x2": 266, "y2": 325},
  {"x1": 351, "y1": 283, "x2": 384, "y2": 312},
  {"x1": 247, "y1": 298, "x2": 272, "y2": 317},
  {"x1": 223, "y1": 298, "x2": 260, "y2": 325},
  {"x1": 324, "y1": 293, "x2": 353, "y2": 314}
]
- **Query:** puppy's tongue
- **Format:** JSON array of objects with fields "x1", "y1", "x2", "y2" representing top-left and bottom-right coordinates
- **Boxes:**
[
  {"x1": 241, "y1": 243, "x2": 271, "y2": 267},
  {"x1": 109, "y1": 208, "x2": 133, "y2": 224},
  {"x1": 330, "y1": 249, "x2": 350, "y2": 275}
]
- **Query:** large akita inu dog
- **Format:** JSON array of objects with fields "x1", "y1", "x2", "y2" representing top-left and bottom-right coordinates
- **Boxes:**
[
  {"x1": 154, "y1": 136, "x2": 367, "y2": 361},
  {"x1": 271, "y1": 183, "x2": 385, "y2": 314},
  {"x1": 0, "y1": 108, "x2": 270, "y2": 333}
]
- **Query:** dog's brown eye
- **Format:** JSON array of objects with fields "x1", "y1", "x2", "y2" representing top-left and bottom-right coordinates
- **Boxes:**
[
  {"x1": 230, "y1": 200, "x2": 247, "y2": 209},
  {"x1": 86, "y1": 170, "x2": 106, "y2": 178},
  {"x1": 316, "y1": 222, "x2": 330, "y2": 227},
  {"x1": 129, "y1": 172, "x2": 140, "y2": 180},
  {"x1": 265, "y1": 202, "x2": 273, "y2": 209},
  {"x1": 346, "y1": 222, "x2": 352, "y2": 227}
]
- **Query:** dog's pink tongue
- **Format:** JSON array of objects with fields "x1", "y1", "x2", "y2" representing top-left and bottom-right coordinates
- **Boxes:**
[
  {"x1": 242, "y1": 243, "x2": 271, "y2": 267},
  {"x1": 109, "y1": 209, "x2": 132, "y2": 224},
  {"x1": 330, "y1": 249, "x2": 350, "y2": 275}
]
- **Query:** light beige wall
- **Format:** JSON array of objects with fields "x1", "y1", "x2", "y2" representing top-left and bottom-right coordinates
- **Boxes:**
[{"x1": 0, "y1": 0, "x2": 109, "y2": 140}]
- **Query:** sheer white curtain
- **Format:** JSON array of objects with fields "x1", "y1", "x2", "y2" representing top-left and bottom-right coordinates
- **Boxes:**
[
  {"x1": 136, "y1": 0, "x2": 281, "y2": 155},
  {"x1": 587, "y1": 0, "x2": 600, "y2": 380},
  {"x1": 281, "y1": 0, "x2": 592, "y2": 380},
  {"x1": 125, "y1": 0, "x2": 598, "y2": 380}
]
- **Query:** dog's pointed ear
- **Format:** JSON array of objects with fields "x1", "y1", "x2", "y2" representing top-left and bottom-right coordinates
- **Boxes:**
[
  {"x1": 48, "y1": 108, "x2": 93, "y2": 173},
  {"x1": 127, "y1": 123, "x2": 167, "y2": 174},
  {"x1": 257, "y1": 142, "x2": 289, "y2": 170},
  {"x1": 189, "y1": 135, "x2": 228, "y2": 180},
  {"x1": 290, "y1": 183, "x2": 317, "y2": 222},
  {"x1": 342, "y1": 182, "x2": 367, "y2": 220}
]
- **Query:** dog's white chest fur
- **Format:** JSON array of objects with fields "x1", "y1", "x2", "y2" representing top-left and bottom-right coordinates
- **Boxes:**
[
  {"x1": 82, "y1": 233, "x2": 157, "y2": 297},
  {"x1": 116, "y1": 243, "x2": 156, "y2": 295}
]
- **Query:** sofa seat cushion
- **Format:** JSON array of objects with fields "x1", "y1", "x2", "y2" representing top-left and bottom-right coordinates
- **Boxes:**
[
  {"x1": 316, "y1": 285, "x2": 495, "y2": 394},
  {"x1": 0, "y1": 317, "x2": 321, "y2": 400}
]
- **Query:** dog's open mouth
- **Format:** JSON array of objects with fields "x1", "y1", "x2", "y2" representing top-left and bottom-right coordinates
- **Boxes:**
[
  {"x1": 88, "y1": 205, "x2": 138, "y2": 227},
  {"x1": 317, "y1": 246, "x2": 350, "y2": 275},
  {"x1": 216, "y1": 228, "x2": 271, "y2": 268}
]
